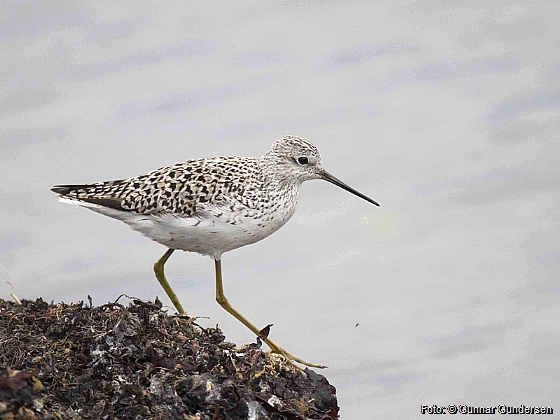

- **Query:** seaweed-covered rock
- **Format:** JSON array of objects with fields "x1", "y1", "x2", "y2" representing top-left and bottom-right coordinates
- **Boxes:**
[{"x1": 0, "y1": 298, "x2": 339, "y2": 419}]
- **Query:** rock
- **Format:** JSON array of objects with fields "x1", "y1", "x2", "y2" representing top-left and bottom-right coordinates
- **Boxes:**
[{"x1": 0, "y1": 298, "x2": 339, "y2": 419}]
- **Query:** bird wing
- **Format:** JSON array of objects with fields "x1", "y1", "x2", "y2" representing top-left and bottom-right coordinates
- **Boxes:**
[{"x1": 51, "y1": 156, "x2": 262, "y2": 217}]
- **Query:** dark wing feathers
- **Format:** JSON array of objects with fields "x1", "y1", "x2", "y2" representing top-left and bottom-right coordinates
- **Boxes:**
[
  {"x1": 51, "y1": 156, "x2": 262, "y2": 216},
  {"x1": 51, "y1": 185, "x2": 84, "y2": 195},
  {"x1": 51, "y1": 182, "x2": 127, "y2": 211}
]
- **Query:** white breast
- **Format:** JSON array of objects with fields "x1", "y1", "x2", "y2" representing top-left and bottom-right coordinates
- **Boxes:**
[{"x1": 61, "y1": 193, "x2": 299, "y2": 260}]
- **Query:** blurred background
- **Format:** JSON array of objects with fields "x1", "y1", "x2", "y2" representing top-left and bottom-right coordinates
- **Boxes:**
[{"x1": 2, "y1": 1, "x2": 559, "y2": 418}]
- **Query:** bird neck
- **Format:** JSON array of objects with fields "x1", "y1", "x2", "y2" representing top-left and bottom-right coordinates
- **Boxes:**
[{"x1": 259, "y1": 156, "x2": 301, "y2": 192}]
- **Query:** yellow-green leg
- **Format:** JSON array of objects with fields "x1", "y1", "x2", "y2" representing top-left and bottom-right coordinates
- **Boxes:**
[
  {"x1": 214, "y1": 259, "x2": 326, "y2": 369},
  {"x1": 154, "y1": 248, "x2": 186, "y2": 315}
]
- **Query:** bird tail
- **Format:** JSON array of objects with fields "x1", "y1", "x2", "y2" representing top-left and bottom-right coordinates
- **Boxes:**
[
  {"x1": 51, "y1": 182, "x2": 127, "y2": 211},
  {"x1": 51, "y1": 184, "x2": 93, "y2": 196}
]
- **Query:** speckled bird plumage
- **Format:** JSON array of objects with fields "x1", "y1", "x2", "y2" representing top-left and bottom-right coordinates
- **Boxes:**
[
  {"x1": 52, "y1": 135, "x2": 379, "y2": 368},
  {"x1": 52, "y1": 136, "x2": 332, "y2": 259}
]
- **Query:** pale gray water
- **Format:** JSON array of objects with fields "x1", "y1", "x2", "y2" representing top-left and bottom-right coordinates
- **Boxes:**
[{"x1": 2, "y1": 2, "x2": 559, "y2": 418}]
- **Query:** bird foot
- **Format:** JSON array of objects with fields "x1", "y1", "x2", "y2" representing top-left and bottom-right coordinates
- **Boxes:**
[{"x1": 266, "y1": 344, "x2": 327, "y2": 370}]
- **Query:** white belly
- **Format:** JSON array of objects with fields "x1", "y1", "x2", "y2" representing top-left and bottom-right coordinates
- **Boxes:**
[
  {"x1": 125, "y1": 210, "x2": 295, "y2": 259},
  {"x1": 61, "y1": 197, "x2": 298, "y2": 259}
]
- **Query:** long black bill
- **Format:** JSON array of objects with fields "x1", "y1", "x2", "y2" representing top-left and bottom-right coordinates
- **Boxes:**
[{"x1": 320, "y1": 170, "x2": 380, "y2": 206}]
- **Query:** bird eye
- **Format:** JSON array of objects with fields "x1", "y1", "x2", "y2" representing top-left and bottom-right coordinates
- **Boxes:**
[{"x1": 297, "y1": 157, "x2": 309, "y2": 165}]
